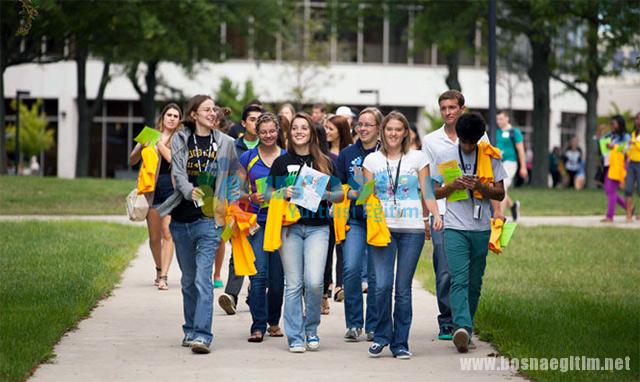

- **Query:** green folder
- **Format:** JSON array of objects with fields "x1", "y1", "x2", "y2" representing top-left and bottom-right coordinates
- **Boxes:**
[
  {"x1": 254, "y1": 177, "x2": 269, "y2": 208},
  {"x1": 599, "y1": 137, "x2": 611, "y2": 156},
  {"x1": 356, "y1": 180, "x2": 376, "y2": 206},
  {"x1": 442, "y1": 167, "x2": 468, "y2": 202},
  {"x1": 134, "y1": 126, "x2": 161, "y2": 146},
  {"x1": 500, "y1": 222, "x2": 518, "y2": 247}
]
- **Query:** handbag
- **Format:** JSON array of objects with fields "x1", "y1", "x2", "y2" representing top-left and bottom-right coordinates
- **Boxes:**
[{"x1": 126, "y1": 188, "x2": 149, "y2": 221}]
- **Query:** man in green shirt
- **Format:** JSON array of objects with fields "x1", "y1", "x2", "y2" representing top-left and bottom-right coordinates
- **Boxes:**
[{"x1": 495, "y1": 110, "x2": 528, "y2": 220}]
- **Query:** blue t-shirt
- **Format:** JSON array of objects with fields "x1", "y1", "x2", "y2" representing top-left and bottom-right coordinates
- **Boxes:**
[
  {"x1": 239, "y1": 147, "x2": 286, "y2": 224},
  {"x1": 336, "y1": 140, "x2": 379, "y2": 221},
  {"x1": 496, "y1": 127, "x2": 523, "y2": 162}
]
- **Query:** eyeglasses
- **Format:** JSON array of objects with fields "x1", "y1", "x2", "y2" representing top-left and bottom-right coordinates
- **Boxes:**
[
  {"x1": 258, "y1": 129, "x2": 277, "y2": 136},
  {"x1": 356, "y1": 123, "x2": 377, "y2": 129}
]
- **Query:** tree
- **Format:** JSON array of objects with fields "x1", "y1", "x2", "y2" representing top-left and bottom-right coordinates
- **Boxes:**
[
  {"x1": 0, "y1": 0, "x2": 59, "y2": 174},
  {"x1": 117, "y1": 0, "x2": 226, "y2": 127},
  {"x1": 551, "y1": 0, "x2": 640, "y2": 188},
  {"x1": 6, "y1": 99, "x2": 54, "y2": 160},
  {"x1": 498, "y1": 0, "x2": 569, "y2": 187},
  {"x1": 215, "y1": 77, "x2": 259, "y2": 122},
  {"x1": 414, "y1": 0, "x2": 486, "y2": 91}
]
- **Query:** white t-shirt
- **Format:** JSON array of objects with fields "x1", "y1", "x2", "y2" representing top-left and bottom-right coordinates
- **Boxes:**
[{"x1": 362, "y1": 149, "x2": 429, "y2": 232}]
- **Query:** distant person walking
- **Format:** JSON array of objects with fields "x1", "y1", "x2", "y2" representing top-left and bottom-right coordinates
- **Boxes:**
[
  {"x1": 495, "y1": 110, "x2": 527, "y2": 220},
  {"x1": 562, "y1": 136, "x2": 583, "y2": 189},
  {"x1": 600, "y1": 115, "x2": 631, "y2": 223},
  {"x1": 129, "y1": 103, "x2": 182, "y2": 290}
]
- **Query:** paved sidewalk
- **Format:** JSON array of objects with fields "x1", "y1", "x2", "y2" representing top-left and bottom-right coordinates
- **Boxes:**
[
  {"x1": 3, "y1": 214, "x2": 639, "y2": 228},
  {"x1": 29, "y1": 241, "x2": 521, "y2": 382}
]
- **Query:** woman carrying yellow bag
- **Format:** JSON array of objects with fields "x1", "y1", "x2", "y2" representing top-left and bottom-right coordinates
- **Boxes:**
[
  {"x1": 362, "y1": 111, "x2": 441, "y2": 360},
  {"x1": 129, "y1": 103, "x2": 182, "y2": 290}
]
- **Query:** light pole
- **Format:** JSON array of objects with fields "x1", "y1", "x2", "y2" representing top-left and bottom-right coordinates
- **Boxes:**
[
  {"x1": 359, "y1": 89, "x2": 380, "y2": 107},
  {"x1": 488, "y1": 0, "x2": 497, "y2": 144},
  {"x1": 15, "y1": 90, "x2": 31, "y2": 172}
]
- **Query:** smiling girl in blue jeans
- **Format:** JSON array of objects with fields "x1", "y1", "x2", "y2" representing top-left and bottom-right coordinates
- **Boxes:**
[{"x1": 362, "y1": 111, "x2": 441, "y2": 360}]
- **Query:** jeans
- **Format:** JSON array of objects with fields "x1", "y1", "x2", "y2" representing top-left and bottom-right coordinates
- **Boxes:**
[
  {"x1": 170, "y1": 218, "x2": 222, "y2": 345},
  {"x1": 604, "y1": 168, "x2": 626, "y2": 219},
  {"x1": 444, "y1": 229, "x2": 491, "y2": 336},
  {"x1": 430, "y1": 216, "x2": 452, "y2": 330},
  {"x1": 248, "y1": 227, "x2": 284, "y2": 335},
  {"x1": 279, "y1": 224, "x2": 329, "y2": 346},
  {"x1": 342, "y1": 219, "x2": 377, "y2": 332},
  {"x1": 371, "y1": 231, "x2": 425, "y2": 353}
]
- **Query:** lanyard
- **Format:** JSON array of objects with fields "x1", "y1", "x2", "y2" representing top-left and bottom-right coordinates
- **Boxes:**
[
  {"x1": 386, "y1": 154, "x2": 402, "y2": 206},
  {"x1": 193, "y1": 133, "x2": 216, "y2": 172},
  {"x1": 458, "y1": 145, "x2": 478, "y2": 199}
]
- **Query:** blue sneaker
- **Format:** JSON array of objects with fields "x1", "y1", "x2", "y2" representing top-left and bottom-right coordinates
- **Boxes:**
[
  {"x1": 368, "y1": 342, "x2": 387, "y2": 358},
  {"x1": 393, "y1": 348, "x2": 412, "y2": 360},
  {"x1": 306, "y1": 335, "x2": 320, "y2": 351},
  {"x1": 438, "y1": 326, "x2": 453, "y2": 340}
]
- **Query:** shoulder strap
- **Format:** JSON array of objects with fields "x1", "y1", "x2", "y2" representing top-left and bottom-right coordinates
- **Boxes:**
[{"x1": 246, "y1": 150, "x2": 261, "y2": 173}]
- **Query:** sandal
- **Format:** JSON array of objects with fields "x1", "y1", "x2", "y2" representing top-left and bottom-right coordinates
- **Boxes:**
[
  {"x1": 154, "y1": 267, "x2": 161, "y2": 286},
  {"x1": 158, "y1": 276, "x2": 168, "y2": 291},
  {"x1": 248, "y1": 331, "x2": 264, "y2": 343},
  {"x1": 267, "y1": 325, "x2": 284, "y2": 337},
  {"x1": 333, "y1": 287, "x2": 344, "y2": 302},
  {"x1": 321, "y1": 295, "x2": 330, "y2": 315}
]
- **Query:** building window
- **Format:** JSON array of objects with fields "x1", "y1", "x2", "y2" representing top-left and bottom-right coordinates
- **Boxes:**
[
  {"x1": 309, "y1": 3, "x2": 332, "y2": 62},
  {"x1": 389, "y1": 7, "x2": 409, "y2": 64},
  {"x1": 336, "y1": 2, "x2": 358, "y2": 62},
  {"x1": 362, "y1": 8, "x2": 383, "y2": 63}
]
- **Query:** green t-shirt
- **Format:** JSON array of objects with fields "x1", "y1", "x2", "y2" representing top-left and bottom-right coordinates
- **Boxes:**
[
  {"x1": 243, "y1": 138, "x2": 260, "y2": 150},
  {"x1": 496, "y1": 127, "x2": 523, "y2": 162}
]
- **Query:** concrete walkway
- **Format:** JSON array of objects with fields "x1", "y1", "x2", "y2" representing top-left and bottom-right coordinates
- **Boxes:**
[
  {"x1": 3, "y1": 214, "x2": 639, "y2": 228},
  {"x1": 29, "y1": 240, "x2": 521, "y2": 382}
]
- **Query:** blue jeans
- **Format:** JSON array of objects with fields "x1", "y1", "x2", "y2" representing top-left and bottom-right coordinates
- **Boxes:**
[
  {"x1": 170, "y1": 218, "x2": 222, "y2": 345},
  {"x1": 248, "y1": 227, "x2": 284, "y2": 335},
  {"x1": 371, "y1": 231, "x2": 425, "y2": 353},
  {"x1": 431, "y1": 216, "x2": 452, "y2": 330},
  {"x1": 342, "y1": 219, "x2": 377, "y2": 332},
  {"x1": 279, "y1": 224, "x2": 329, "y2": 346}
]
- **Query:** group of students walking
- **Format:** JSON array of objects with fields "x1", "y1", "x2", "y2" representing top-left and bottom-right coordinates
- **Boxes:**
[{"x1": 131, "y1": 89, "x2": 508, "y2": 358}]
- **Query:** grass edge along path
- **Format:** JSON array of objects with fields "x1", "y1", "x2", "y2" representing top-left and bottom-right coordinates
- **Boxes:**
[
  {"x1": 0, "y1": 221, "x2": 147, "y2": 382},
  {"x1": 416, "y1": 226, "x2": 639, "y2": 382}
]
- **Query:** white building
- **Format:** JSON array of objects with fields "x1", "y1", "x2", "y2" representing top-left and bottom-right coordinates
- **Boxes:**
[{"x1": 7, "y1": 2, "x2": 632, "y2": 179}]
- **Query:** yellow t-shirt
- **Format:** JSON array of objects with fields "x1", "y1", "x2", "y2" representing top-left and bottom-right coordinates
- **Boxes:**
[{"x1": 628, "y1": 131, "x2": 640, "y2": 162}]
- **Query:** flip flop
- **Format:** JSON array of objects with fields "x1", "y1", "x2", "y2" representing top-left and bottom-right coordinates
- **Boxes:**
[
  {"x1": 267, "y1": 326, "x2": 284, "y2": 337},
  {"x1": 248, "y1": 331, "x2": 264, "y2": 343}
]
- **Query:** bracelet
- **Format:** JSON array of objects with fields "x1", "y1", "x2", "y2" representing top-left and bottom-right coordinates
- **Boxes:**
[{"x1": 422, "y1": 217, "x2": 429, "y2": 222}]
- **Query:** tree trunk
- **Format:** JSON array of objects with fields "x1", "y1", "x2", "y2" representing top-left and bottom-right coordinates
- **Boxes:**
[
  {"x1": 0, "y1": 66, "x2": 7, "y2": 174},
  {"x1": 75, "y1": 46, "x2": 90, "y2": 177},
  {"x1": 584, "y1": 84, "x2": 598, "y2": 189},
  {"x1": 445, "y1": 50, "x2": 461, "y2": 91},
  {"x1": 527, "y1": 37, "x2": 551, "y2": 188},
  {"x1": 142, "y1": 60, "x2": 158, "y2": 127}
]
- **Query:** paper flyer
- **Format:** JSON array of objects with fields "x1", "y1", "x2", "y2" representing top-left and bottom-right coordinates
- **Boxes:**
[
  {"x1": 134, "y1": 126, "x2": 161, "y2": 146},
  {"x1": 437, "y1": 159, "x2": 468, "y2": 202},
  {"x1": 290, "y1": 164, "x2": 330, "y2": 212}
]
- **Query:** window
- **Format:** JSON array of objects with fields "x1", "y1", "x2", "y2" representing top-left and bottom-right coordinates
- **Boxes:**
[
  {"x1": 362, "y1": 8, "x2": 383, "y2": 63},
  {"x1": 309, "y1": 4, "x2": 331, "y2": 62},
  {"x1": 389, "y1": 8, "x2": 409, "y2": 64},
  {"x1": 336, "y1": 2, "x2": 358, "y2": 62}
]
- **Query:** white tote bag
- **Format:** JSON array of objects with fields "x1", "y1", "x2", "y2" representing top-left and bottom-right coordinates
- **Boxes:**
[{"x1": 126, "y1": 188, "x2": 149, "y2": 222}]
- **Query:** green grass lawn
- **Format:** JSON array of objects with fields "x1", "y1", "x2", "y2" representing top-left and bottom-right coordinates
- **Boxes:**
[
  {"x1": 0, "y1": 176, "x2": 133, "y2": 215},
  {"x1": 508, "y1": 187, "x2": 614, "y2": 216},
  {"x1": 0, "y1": 221, "x2": 146, "y2": 382},
  {"x1": 416, "y1": 226, "x2": 640, "y2": 381}
]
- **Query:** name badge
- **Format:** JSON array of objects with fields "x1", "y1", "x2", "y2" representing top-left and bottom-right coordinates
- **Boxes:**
[{"x1": 502, "y1": 131, "x2": 510, "y2": 139}]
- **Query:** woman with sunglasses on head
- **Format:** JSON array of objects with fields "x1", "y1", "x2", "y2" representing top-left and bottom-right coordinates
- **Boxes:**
[
  {"x1": 237, "y1": 112, "x2": 287, "y2": 342},
  {"x1": 129, "y1": 103, "x2": 182, "y2": 291},
  {"x1": 268, "y1": 112, "x2": 344, "y2": 353},
  {"x1": 362, "y1": 111, "x2": 442, "y2": 360},
  {"x1": 156, "y1": 94, "x2": 240, "y2": 354}
]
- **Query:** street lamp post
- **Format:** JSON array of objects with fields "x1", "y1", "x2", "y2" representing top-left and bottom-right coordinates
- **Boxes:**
[
  {"x1": 15, "y1": 90, "x2": 31, "y2": 173},
  {"x1": 359, "y1": 89, "x2": 380, "y2": 107}
]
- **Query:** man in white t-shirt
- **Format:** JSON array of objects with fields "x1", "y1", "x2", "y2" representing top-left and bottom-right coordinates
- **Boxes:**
[{"x1": 422, "y1": 90, "x2": 502, "y2": 341}]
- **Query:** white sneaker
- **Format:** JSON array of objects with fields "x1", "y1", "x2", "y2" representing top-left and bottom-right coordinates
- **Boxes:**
[{"x1": 289, "y1": 344, "x2": 306, "y2": 353}]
